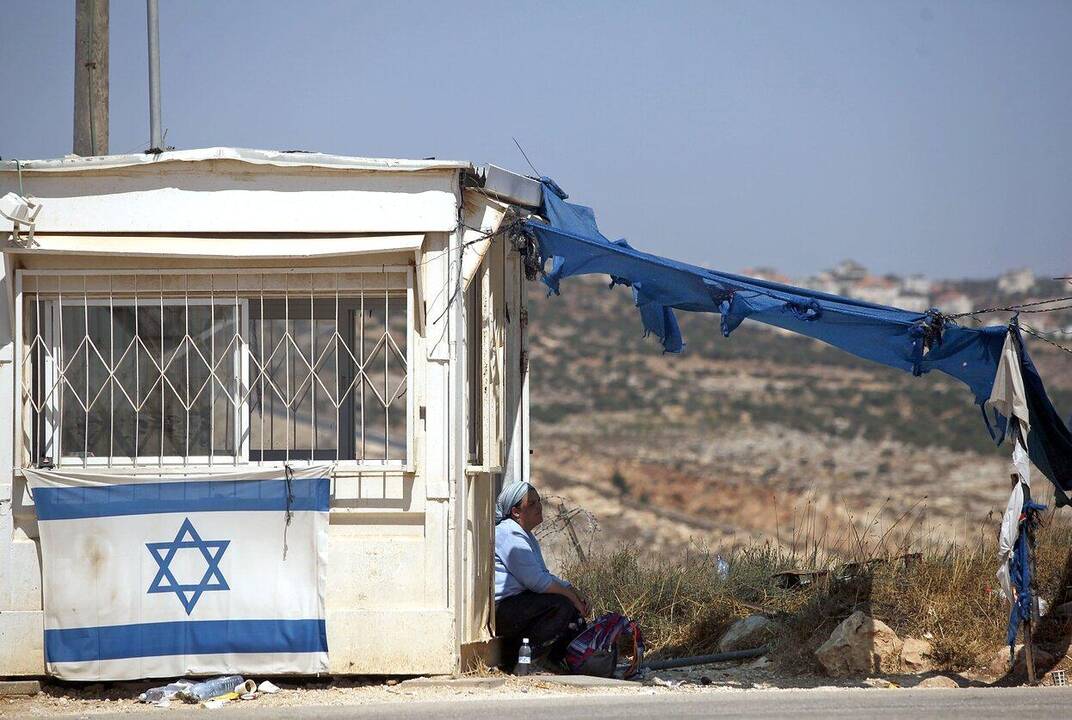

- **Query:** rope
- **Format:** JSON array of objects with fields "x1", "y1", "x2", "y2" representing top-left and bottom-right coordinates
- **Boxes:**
[
  {"x1": 428, "y1": 218, "x2": 525, "y2": 327},
  {"x1": 283, "y1": 463, "x2": 295, "y2": 560},
  {"x1": 401, "y1": 218, "x2": 522, "y2": 273},
  {"x1": 1021, "y1": 325, "x2": 1072, "y2": 358},
  {"x1": 946, "y1": 295, "x2": 1072, "y2": 319}
]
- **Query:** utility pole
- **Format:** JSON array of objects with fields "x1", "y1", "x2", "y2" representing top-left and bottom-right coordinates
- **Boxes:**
[
  {"x1": 146, "y1": 0, "x2": 163, "y2": 152},
  {"x1": 73, "y1": 0, "x2": 109, "y2": 156}
]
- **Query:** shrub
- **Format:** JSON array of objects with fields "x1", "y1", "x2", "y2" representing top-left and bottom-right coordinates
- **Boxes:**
[{"x1": 560, "y1": 512, "x2": 1072, "y2": 672}]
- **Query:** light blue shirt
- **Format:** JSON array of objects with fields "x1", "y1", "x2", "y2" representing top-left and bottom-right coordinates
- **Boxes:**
[{"x1": 494, "y1": 519, "x2": 571, "y2": 603}]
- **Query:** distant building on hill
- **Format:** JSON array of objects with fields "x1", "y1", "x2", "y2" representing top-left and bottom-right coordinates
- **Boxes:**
[
  {"x1": 851, "y1": 276, "x2": 900, "y2": 307},
  {"x1": 934, "y1": 290, "x2": 973, "y2": 316},
  {"x1": 902, "y1": 274, "x2": 932, "y2": 296},
  {"x1": 998, "y1": 268, "x2": 1036, "y2": 295},
  {"x1": 831, "y1": 259, "x2": 868, "y2": 283},
  {"x1": 802, "y1": 271, "x2": 843, "y2": 295},
  {"x1": 897, "y1": 294, "x2": 931, "y2": 312}
]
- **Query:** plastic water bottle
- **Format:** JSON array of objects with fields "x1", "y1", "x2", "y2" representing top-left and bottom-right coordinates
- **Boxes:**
[
  {"x1": 516, "y1": 638, "x2": 532, "y2": 675},
  {"x1": 176, "y1": 675, "x2": 245, "y2": 703},
  {"x1": 715, "y1": 554, "x2": 730, "y2": 581},
  {"x1": 139, "y1": 680, "x2": 193, "y2": 703}
]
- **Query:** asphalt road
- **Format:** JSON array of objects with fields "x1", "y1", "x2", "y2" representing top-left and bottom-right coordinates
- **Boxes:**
[{"x1": 82, "y1": 687, "x2": 1071, "y2": 720}]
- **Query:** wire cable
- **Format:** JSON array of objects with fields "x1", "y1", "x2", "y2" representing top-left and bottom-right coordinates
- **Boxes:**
[
  {"x1": 946, "y1": 295, "x2": 1072, "y2": 319},
  {"x1": 1021, "y1": 324, "x2": 1072, "y2": 357}
]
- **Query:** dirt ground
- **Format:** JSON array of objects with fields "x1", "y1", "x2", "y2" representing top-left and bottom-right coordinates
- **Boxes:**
[{"x1": 0, "y1": 657, "x2": 1024, "y2": 718}]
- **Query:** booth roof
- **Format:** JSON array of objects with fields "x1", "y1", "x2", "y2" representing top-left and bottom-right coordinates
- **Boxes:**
[{"x1": 0, "y1": 147, "x2": 474, "y2": 174}]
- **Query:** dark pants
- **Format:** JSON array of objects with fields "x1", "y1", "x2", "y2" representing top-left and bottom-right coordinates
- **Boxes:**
[{"x1": 495, "y1": 591, "x2": 582, "y2": 671}]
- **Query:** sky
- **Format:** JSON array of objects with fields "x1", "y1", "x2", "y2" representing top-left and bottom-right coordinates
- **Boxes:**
[{"x1": 1, "y1": 0, "x2": 1070, "y2": 279}]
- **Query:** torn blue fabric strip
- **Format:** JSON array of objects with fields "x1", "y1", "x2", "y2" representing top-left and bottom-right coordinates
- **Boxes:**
[
  {"x1": 521, "y1": 178, "x2": 1067, "y2": 489},
  {"x1": 525, "y1": 202, "x2": 1005, "y2": 404},
  {"x1": 1007, "y1": 497, "x2": 1046, "y2": 648}
]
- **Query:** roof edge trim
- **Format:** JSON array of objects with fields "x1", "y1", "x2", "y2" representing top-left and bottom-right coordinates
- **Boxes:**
[{"x1": 0, "y1": 147, "x2": 473, "y2": 174}]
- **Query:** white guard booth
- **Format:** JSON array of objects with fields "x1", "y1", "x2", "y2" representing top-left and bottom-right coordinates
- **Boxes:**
[{"x1": 0, "y1": 148, "x2": 531, "y2": 676}]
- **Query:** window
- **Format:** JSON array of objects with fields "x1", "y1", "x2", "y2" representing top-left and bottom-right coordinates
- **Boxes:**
[
  {"x1": 18, "y1": 270, "x2": 410, "y2": 468},
  {"x1": 248, "y1": 296, "x2": 408, "y2": 463}
]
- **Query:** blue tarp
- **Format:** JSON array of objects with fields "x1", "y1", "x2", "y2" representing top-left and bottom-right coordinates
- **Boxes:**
[
  {"x1": 522, "y1": 178, "x2": 1071, "y2": 495},
  {"x1": 1007, "y1": 495, "x2": 1046, "y2": 648}
]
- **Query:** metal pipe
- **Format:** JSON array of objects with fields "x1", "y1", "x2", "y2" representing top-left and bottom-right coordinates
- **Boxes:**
[
  {"x1": 638, "y1": 646, "x2": 768, "y2": 672},
  {"x1": 146, "y1": 0, "x2": 162, "y2": 151}
]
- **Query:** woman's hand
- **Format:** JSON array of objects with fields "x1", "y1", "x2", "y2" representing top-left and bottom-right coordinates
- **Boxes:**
[{"x1": 547, "y1": 581, "x2": 590, "y2": 617}]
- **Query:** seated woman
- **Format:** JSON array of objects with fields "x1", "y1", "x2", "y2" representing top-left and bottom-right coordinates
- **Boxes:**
[{"x1": 494, "y1": 481, "x2": 589, "y2": 671}]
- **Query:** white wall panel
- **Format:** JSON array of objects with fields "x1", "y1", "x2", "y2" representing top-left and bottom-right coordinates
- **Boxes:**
[{"x1": 0, "y1": 164, "x2": 458, "y2": 234}]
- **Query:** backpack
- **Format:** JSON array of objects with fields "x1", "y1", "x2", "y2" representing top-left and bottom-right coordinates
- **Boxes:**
[{"x1": 564, "y1": 612, "x2": 645, "y2": 678}]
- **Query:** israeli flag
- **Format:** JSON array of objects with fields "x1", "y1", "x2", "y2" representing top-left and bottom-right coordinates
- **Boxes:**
[{"x1": 24, "y1": 466, "x2": 330, "y2": 681}]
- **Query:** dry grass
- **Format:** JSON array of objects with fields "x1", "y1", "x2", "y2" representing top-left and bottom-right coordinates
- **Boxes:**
[{"x1": 560, "y1": 505, "x2": 1072, "y2": 672}]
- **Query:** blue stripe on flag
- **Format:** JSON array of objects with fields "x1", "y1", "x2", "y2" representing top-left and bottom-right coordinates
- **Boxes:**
[
  {"x1": 44, "y1": 619, "x2": 328, "y2": 663},
  {"x1": 33, "y1": 478, "x2": 330, "y2": 520}
]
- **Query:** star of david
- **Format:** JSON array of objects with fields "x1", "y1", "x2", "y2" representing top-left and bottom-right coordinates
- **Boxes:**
[{"x1": 146, "y1": 517, "x2": 230, "y2": 615}]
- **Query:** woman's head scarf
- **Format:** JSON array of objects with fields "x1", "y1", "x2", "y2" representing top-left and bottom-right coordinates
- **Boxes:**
[{"x1": 496, "y1": 481, "x2": 534, "y2": 524}]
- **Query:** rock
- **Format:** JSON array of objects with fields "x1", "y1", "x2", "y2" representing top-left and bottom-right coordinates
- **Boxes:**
[
  {"x1": 916, "y1": 675, "x2": 958, "y2": 689},
  {"x1": 815, "y1": 611, "x2": 904, "y2": 676},
  {"x1": 717, "y1": 614, "x2": 781, "y2": 652},
  {"x1": 863, "y1": 677, "x2": 898, "y2": 688},
  {"x1": 986, "y1": 644, "x2": 1056, "y2": 677},
  {"x1": 900, "y1": 637, "x2": 934, "y2": 673},
  {"x1": 747, "y1": 655, "x2": 771, "y2": 669}
]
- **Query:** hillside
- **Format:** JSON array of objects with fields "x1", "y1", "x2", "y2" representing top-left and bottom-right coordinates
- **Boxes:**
[{"x1": 527, "y1": 275, "x2": 1072, "y2": 559}]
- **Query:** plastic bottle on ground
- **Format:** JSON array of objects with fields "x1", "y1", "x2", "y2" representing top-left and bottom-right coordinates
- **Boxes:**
[
  {"x1": 139, "y1": 680, "x2": 193, "y2": 703},
  {"x1": 715, "y1": 554, "x2": 730, "y2": 581},
  {"x1": 176, "y1": 675, "x2": 245, "y2": 703},
  {"x1": 516, "y1": 638, "x2": 532, "y2": 676}
]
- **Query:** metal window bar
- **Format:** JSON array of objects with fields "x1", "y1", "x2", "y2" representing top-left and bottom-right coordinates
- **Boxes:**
[
  {"x1": 108, "y1": 276, "x2": 114, "y2": 467},
  {"x1": 158, "y1": 280, "x2": 164, "y2": 467},
  {"x1": 209, "y1": 275, "x2": 215, "y2": 466},
  {"x1": 18, "y1": 269, "x2": 410, "y2": 469},
  {"x1": 310, "y1": 277, "x2": 315, "y2": 465},
  {"x1": 385, "y1": 282, "x2": 390, "y2": 460},
  {"x1": 82, "y1": 276, "x2": 89, "y2": 468},
  {"x1": 359, "y1": 274, "x2": 365, "y2": 460},
  {"x1": 134, "y1": 274, "x2": 140, "y2": 468},
  {"x1": 284, "y1": 273, "x2": 290, "y2": 466},
  {"x1": 234, "y1": 274, "x2": 244, "y2": 468},
  {"x1": 335, "y1": 273, "x2": 340, "y2": 466},
  {"x1": 57, "y1": 278, "x2": 64, "y2": 468}
]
